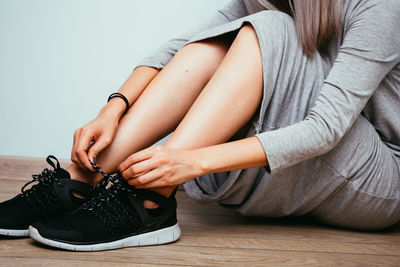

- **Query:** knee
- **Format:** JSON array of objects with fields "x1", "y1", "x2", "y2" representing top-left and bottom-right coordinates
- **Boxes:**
[
  {"x1": 255, "y1": 10, "x2": 294, "y2": 25},
  {"x1": 238, "y1": 23, "x2": 256, "y2": 34},
  {"x1": 247, "y1": 10, "x2": 296, "y2": 37},
  {"x1": 236, "y1": 23, "x2": 258, "y2": 40},
  {"x1": 235, "y1": 10, "x2": 297, "y2": 52}
]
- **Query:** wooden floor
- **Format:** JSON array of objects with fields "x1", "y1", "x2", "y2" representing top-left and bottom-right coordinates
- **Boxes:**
[{"x1": 0, "y1": 156, "x2": 399, "y2": 266}]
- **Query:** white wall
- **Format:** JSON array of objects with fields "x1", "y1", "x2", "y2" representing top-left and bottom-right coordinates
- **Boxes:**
[{"x1": 0, "y1": 0, "x2": 230, "y2": 158}]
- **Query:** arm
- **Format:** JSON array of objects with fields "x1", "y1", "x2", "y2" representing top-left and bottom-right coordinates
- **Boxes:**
[
  {"x1": 195, "y1": 136, "x2": 268, "y2": 173},
  {"x1": 255, "y1": 0, "x2": 400, "y2": 174},
  {"x1": 118, "y1": 137, "x2": 268, "y2": 188},
  {"x1": 99, "y1": 66, "x2": 159, "y2": 121},
  {"x1": 73, "y1": 66, "x2": 159, "y2": 171}
]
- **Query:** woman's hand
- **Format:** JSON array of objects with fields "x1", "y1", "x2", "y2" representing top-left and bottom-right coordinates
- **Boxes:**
[
  {"x1": 71, "y1": 114, "x2": 118, "y2": 171},
  {"x1": 118, "y1": 145, "x2": 206, "y2": 188}
]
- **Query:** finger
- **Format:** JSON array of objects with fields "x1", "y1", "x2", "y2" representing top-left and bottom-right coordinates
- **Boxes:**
[
  {"x1": 72, "y1": 129, "x2": 80, "y2": 153},
  {"x1": 76, "y1": 129, "x2": 95, "y2": 171},
  {"x1": 133, "y1": 178, "x2": 170, "y2": 189},
  {"x1": 71, "y1": 129, "x2": 82, "y2": 166},
  {"x1": 127, "y1": 168, "x2": 163, "y2": 187},
  {"x1": 121, "y1": 158, "x2": 158, "y2": 179},
  {"x1": 87, "y1": 136, "x2": 112, "y2": 163},
  {"x1": 118, "y1": 146, "x2": 158, "y2": 173}
]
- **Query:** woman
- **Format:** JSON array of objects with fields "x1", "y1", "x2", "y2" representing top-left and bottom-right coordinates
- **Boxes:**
[{"x1": 1, "y1": 0, "x2": 399, "y2": 251}]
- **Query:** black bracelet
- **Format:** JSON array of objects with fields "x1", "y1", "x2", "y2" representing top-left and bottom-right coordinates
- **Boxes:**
[{"x1": 107, "y1": 92, "x2": 130, "y2": 115}]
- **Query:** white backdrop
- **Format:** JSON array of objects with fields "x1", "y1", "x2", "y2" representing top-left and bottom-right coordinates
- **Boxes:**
[{"x1": 0, "y1": 0, "x2": 230, "y2": 158}]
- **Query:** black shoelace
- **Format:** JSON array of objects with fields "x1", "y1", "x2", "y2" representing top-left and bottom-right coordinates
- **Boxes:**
[
  {"x1": 20, "y1": 155, "x2": 66, "y2": 217},
  {"x1": 83, "y1": 162, "x2": 141, "y2": 236},
  {"x1": 86, "y1": 161, "x2": 137, "y2": 205},
  {"x1": 21, "y1": 168, "x2": 62, "y2": 194}
]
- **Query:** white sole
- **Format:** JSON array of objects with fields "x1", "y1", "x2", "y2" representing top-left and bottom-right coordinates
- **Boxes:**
[
  {"x1": 0, "y1": 228, "x2": 29, "y2": 237},
  {"x1": 29, "y1": 223, "x2": 181, "y2": 251}
]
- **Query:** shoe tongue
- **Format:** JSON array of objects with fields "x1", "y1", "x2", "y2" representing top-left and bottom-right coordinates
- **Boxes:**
[{"x1": 55, "y1": 167, "x2": 71, "y2": 180}]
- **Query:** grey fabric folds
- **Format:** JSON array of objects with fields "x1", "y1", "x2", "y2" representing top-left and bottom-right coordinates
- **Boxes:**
[{"x1": 133, "y1": 0, "x2": 400, "y2": 229}]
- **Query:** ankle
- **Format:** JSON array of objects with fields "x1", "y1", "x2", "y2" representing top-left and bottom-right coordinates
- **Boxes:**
[
  {"x1": 142, "y1": 186, "x2": 177, "y2": 209},
  {"x1": 143, "y1": 200, "x2": 159, "y2": 209},
  {"x1": 154, "y1": 186, "x2": 178, "y2": 198},
  {"x1": 66, "y1": 163, "x2": 100, "y2": 186}
]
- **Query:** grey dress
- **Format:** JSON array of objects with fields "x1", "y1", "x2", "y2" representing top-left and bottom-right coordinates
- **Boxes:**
[{"x1": 134, "y1": 0, "x2": 400, "y2": 230}]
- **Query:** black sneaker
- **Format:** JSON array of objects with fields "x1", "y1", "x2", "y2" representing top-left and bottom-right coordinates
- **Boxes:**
[
  {"x1": 0, "y1": 155, "x2": 93, "y2": 237},
  {"x1": 29, "y1": 169, "x2": 181, "y2": 251}
]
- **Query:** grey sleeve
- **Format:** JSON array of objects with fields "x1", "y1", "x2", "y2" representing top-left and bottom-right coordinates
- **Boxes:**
[
  {"x1": 255, "y1": 0, "x2": 400, "y2": 174},
  {"x1": 133, "y1": 0, "x2": 248, "y2": 71}
]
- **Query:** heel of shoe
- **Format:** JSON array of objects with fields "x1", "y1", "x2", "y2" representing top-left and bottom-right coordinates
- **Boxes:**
[{"x1": 0, "y1": 228, "x2": 29, "y2": 237}]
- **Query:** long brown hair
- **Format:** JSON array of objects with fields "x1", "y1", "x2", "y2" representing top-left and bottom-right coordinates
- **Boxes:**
[{"x1": 267, "y1": 0, "x2": 343, "y2": 57}]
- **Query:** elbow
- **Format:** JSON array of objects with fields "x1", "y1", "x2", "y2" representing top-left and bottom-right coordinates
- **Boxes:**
[{"x1": 306, "y1": 112, "x2": 347, "y2": 155}]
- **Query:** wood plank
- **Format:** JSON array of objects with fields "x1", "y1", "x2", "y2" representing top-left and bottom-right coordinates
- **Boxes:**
[
  {"x1": 0, "y1": 239, "x2": 399, "y2": 266},
  {"x1": 178, "y1": 213, "x2": 400, "y2": 241},
  {"x1": 0, "y1": 155, "x2": 71, "y2": 181},
  {"x1": 0, "y1": 155, "x2": 399, "y2": 266},
  {"x1": 0, "y1": 257, "x2": 165, "y2": 267},
  {"x1": 176, "y1": 235, "x2": 400, "y2": 257}
]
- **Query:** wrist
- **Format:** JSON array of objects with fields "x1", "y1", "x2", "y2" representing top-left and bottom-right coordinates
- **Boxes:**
[
  {"x1": 191, "y1": 149, "x2": 212, "y2": 176},
  {"x1": 98, "y1": 100, "x2": 125, "y2": 121},
  {"x1": 107, "y1": 92, "x2": 130, "y2": 115},
  {"x1": 190, "y1": 137, "x2": 269, "y2": 175}
]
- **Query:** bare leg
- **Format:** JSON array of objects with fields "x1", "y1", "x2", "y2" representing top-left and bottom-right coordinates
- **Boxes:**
[
  {"x1": 68, "y1": 24, "x2": 263, "y2": 200},
  {"x1": 166, "y1": 25, "x2": 262, "y2": 149},
  {"x1": 67, "y1": 35, "x2": 234, "y2": 184},
  {"x1": 162, "y1": 24, "x2": 263, "y2": 196}
]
